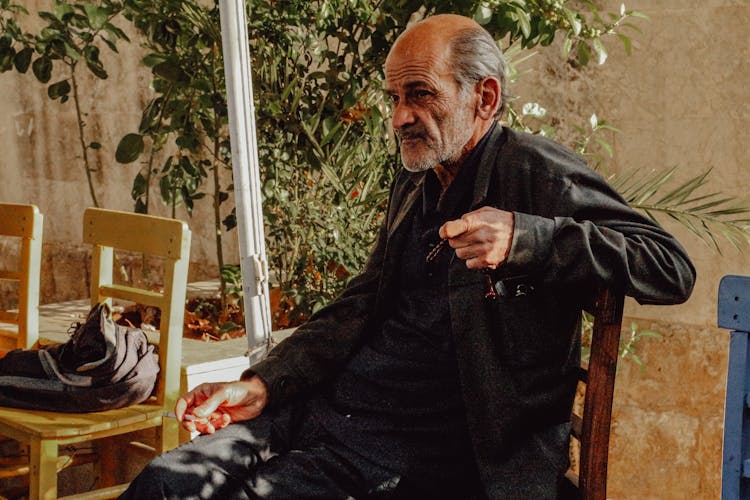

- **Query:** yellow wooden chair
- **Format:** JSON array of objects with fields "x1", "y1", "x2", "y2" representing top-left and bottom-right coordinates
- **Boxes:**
[
  {"x1": 0, "y1": 203, "x2": 43, "y2": 355},
  {"x1": 0, "y1": 207, "x2": 191, "y2": 499}
]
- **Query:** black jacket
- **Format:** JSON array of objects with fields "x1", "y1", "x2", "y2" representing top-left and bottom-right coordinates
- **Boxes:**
[{"x1": 250, "y1": 125, "x2": 695, "y2": 498}]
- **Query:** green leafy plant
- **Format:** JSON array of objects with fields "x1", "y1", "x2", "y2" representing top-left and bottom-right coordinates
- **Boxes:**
[
  {"x1": 116, "y1": 0, "x2": 235, "y2": 307},
  {"x1": 0, "y1": 0, "x2": 129, "y2": 207},
  {"x1": 581, "y1": 312, "x2": 661, "y2": 372}
]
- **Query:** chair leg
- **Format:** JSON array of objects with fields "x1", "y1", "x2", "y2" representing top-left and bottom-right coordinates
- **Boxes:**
[
  {"x1": 160, "y1": 418, "x2": 180, "y2": 453},
  {"x1": 98, "y1": 435, "x2": 131, "y2": 487},
  {"x1": 29, "y1": 438, "x2": 58, "y2": 500}
]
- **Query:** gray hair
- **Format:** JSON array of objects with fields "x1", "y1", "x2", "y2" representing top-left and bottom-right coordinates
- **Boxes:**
[{"x1": 449, "y1": 27, "x2": 511, "y2": 118}]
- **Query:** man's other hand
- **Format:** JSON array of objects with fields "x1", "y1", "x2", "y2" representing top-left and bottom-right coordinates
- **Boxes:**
[
  {"x1": 439, "y1": 206, "x2": 515, "y2": 269},
  {"x1": 174, "y1": 376, "x2": 268, "y2": 434}
]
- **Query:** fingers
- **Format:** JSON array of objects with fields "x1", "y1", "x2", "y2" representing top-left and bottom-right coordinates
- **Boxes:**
[
  {"x1": 440, "y1": 207, "x2": 514, "y2": 270},
  {"x1": 191, "y1": 412, "x2": 231, "y2": 435},
  {"x1": 192, "y1": 389, "x2": 229, "y2": 419},
  {"x1": 439, "y1": 218, "x2": 469, "y2": 239},
  {"x1": 174, "y1": 398, "x2": 188, "y2": 422},
  {"x1": 174, "y1": 382, "x2": 224, "y2": 431}
]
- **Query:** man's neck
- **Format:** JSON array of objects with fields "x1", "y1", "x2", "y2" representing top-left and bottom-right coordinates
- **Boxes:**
[
  {"x1": 433, "y1": 163, "x2": 462, "y2": 192},
  {"x1": 433, "y1": 121, "x2": 496, "y2": 192}
]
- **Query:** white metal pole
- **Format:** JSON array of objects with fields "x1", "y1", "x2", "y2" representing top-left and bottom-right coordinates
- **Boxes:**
[{"x1": 218, "y1": 0, "x2": 272, "y2": 359}]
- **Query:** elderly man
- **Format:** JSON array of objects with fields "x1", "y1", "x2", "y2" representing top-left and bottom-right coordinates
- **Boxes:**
[{"x1": 122, "y1": 13, "x2": 695, "y2": 500}]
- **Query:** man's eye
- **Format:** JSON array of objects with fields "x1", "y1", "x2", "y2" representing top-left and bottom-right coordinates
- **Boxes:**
[
  {"x1": 389, "y1": 94, "x2": 399, "y2": 104},
  {"x1": 414, "y1": 90, "x2": 432, "y2": 99}
]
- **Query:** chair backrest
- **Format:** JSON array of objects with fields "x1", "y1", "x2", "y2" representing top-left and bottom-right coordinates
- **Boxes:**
[
  {"x1": 0, "y1": 203, "x2": 43, "y2": 352},
  {"x1": 718, "y1": 274, "x2": 750, "y2": 500},
  {"x1": 561, "y1": 287, "x2": 625, "y2": 500},
  {"x1": 83, "y1": 207, "x2": 191, "y2": 411}
]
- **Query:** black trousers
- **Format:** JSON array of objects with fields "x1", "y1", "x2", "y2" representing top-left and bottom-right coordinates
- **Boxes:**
[{"x1": 119, "y1": 400, "x2": 485, "y2": 500}]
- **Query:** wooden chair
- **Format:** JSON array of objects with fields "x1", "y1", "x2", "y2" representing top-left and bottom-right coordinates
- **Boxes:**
[
  {"x1": 718, "y1": 274, "x2": 750, "y2": 500},
  {"x1": 560, "y1": 288, "x2": 625, "y2": 500},
  {"x1": 0, "y1": 207, "x2": 191, "y2": 499},
  {"x1": 0, "y1": 203, "x2": 43, "y2": 354}
]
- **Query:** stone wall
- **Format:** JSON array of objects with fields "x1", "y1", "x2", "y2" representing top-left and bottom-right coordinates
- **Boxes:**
[
  {"x1": 517, "y1": 1, "x2": 749, "y2": 498},
  {"x1": 1, "y1": 1, "x2": 749, "y2": 498}
]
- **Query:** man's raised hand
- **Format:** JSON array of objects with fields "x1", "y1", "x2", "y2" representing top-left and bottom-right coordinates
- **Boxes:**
[{"x1": 439, "y1": 206, "x2": 515, "y2": 270}]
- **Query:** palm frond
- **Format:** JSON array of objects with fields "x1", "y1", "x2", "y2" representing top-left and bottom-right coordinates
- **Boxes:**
[{"x1": 611, "y1": 167, "x2": 750, "y2": 253}]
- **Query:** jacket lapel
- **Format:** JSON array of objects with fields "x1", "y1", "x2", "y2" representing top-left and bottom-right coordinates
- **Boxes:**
[
  {"x1": 387, "y1": 171, "x2": 425, "y2": 238},
  {"x1": 470, "y1": 124, "x2": 506, "y2": 210}
]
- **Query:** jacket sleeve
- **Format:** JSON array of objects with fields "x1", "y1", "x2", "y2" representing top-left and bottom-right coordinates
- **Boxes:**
[
  {"x1": 244, "y1": 179, "x2": 397, "y2": 408},
  {"x1": 502, "y1": 167, "x2": 696, "y2": 305}
]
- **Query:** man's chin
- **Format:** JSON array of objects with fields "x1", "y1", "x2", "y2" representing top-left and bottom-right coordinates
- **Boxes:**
[
  {"x1": 401, "y1": 160, "x2": 436, "y2": 173},
  {"x1": 400, "y1": 148, "x2": 438, "y2": 172}
]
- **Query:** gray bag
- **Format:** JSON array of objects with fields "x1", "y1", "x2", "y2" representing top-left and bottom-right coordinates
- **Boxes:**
[{"x1": 0, "y1": 302, "x2": 159, "y2": 412}]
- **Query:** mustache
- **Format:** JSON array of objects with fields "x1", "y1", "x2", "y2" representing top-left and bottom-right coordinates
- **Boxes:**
[{"x1": 395, "y1": 126, "x2": 429, "y2": 141}]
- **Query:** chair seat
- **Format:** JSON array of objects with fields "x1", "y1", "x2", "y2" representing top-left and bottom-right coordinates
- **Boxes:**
[{"x1": 0, "y1": 401, "x2": 162, "y2": 441}]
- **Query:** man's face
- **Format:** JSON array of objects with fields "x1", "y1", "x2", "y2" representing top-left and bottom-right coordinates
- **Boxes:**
[{"x1": 385, "y1": 40, "x2": 477, "y2": 172}]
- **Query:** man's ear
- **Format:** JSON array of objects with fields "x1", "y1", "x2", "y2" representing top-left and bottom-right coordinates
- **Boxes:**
[{"x1": 475, "y1": 77, "x2": 501, "y2": 119}]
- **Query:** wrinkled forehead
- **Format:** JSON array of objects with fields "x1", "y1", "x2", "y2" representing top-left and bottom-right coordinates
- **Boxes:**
[{"x1": 384, "y1": 31, "x2": 453, "y2": 88}]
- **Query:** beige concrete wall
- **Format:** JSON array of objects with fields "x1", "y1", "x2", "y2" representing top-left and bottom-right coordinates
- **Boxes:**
[
  {"x1": 1, "y1": 1, "x2": 748, "y2": 498},
  {"x1": 0, "y1": 1, "x2": 235, "y2": 307},
  {"x1": 517, "y1": 1, "x2": 749, "y2": 498}
]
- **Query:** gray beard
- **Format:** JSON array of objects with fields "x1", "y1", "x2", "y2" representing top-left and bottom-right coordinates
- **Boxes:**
[
  {"x1": 401, "y1": 157, "x2": 437, "y2": 172},
  {"x1": 399, "y1": 138, "x2": 468, "y2": 172}
]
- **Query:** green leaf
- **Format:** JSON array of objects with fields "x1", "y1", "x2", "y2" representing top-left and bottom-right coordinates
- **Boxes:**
[
  {"x1": 563, "y1": 9, "x2": 582, "y2": 36},
  {"x1": 84, "y1": 45, "x2": 108, "y2": 79},
  {"x1": 38, "y1": 11, "x2": 58, "y2": 23},
  {"x1": 181, "y1": 186, "x2": 194, "y2": 212},
  {"x1": 592, "y1": 38, "x2": 608, "y2": 65},
  {"x1": 222, "y1": 212, "x2": 237, "y2": 231},
  {"x1": 637, "y1": 330, "x2": 662, "y2": 339},
  {"x1": 153, "y1": 60, "x2": 189, "y2": 83},
  {"x1": 0, "y1": 45, "x2": 13, "y2": 72},
  {"x1": 219, "y1": 321, "x2": 243, "y2": 333},
  {"x1": 134, "y1": 198, "x2": 148, "y2": 214},
  {"x1": 103, "y1": 22, "x2": 129, "y2": 42},
  {"x1": 13, "y1": 47, "x2": 33, "y2": 73},
  {"x1": 101, "y1": 37, "x2": 118, "y2": 53},
  {"x1": 132, "y1": 172, "x2": 148, "y2": 198},
  {"x1": 576, "y1": 42, "x2": 590, "y2": 66},
  {"x1": 517, "y1": 10, "x2": 531, "y2": 39},
  {"x1": 628, "y1": 10, "x2": 650, "y2": 20},
  {"x1": 473, "y1": 3, "x2": 493, "y2": 25},
  {"x1": 53, "y1": 2, "x2": 73, "y2": 20},
  {"x1": 115, "y1": 133, "x2": 145, "y2": 164},
  {"x1": 142, "y1": 53, "x2": 166, "y2": 67},
  {"x1": 159, "y1": 175, "x2": 172, "y2": 203},
  {"x1": 561, "y1": 35, "x2": 573, "y2": 57},
  {"x1": 83, "y1": 4, "x2": 109, "y2": 30},
  {"x1": 32, "y1": 56, "x2": 52, "y2": 83},
  {"x1": 593, "y1": 136, "x2": 614, "y2": 157},
  {"x1": 320, "y1": 163, "x2": 346, "y2": 194},
  {"x1": 616, "y1": 33, "x2": 632, "y2": 56},
  {"x1": 47, "y1": 79, "x2": 71, "y2": 100}
]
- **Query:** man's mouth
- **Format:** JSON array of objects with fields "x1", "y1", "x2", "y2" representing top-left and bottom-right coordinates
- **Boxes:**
[{"x1": 398, "y1": 134, "x2": 427, "y2": 144}]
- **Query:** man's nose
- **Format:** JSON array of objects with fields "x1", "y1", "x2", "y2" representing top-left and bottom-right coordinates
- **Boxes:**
[{"x1": 391, "y1": 103, "x2": 416, "y2": 130}]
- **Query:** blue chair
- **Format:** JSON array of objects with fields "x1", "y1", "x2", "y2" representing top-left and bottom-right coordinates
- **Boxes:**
[{"x1": 719, "y1": 274, "x2": 750, "y2": 499}]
